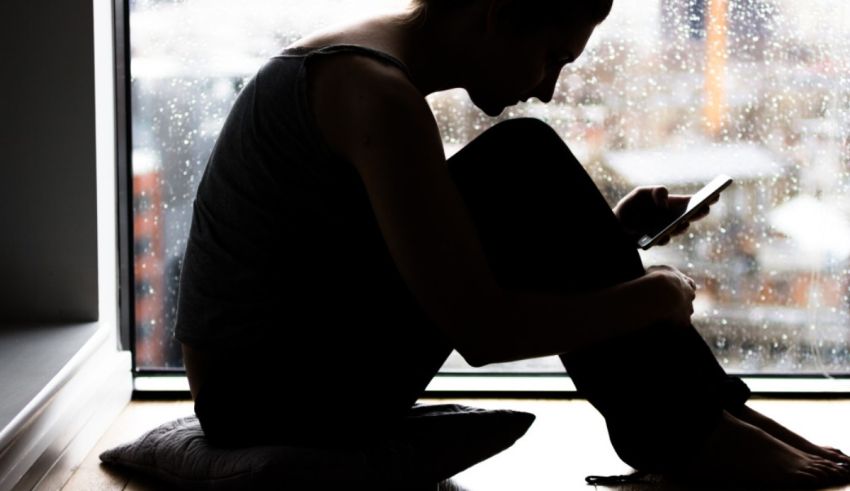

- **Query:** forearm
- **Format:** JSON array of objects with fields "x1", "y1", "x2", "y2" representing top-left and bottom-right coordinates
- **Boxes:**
[{"x1": 463, "y1": 273, "x2": 668, "y2": 366}]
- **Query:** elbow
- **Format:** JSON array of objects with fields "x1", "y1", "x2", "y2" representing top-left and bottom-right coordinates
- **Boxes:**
[
  {"x1": 445, "y1": 319, "x2": 499, "y2": 369},
  {"x1": 447, "y1": 321, "x2": 495, "y2": 368},
  {"x1": 450, "y1": 290, "x2": 519, "y2": 368},
  {"x1": 452, "y1": 321, "x2": 505, "y2": 368},
  {"x1": 458, "y1": 347, "x2": 490, "y2": 368}
]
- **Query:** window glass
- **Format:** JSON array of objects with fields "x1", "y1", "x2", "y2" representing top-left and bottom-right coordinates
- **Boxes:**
[{"x1": 131, "y1": 0, "x2": 850, "y2": 375}]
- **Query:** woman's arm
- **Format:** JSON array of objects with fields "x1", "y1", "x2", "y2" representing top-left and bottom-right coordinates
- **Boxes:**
[
  {"x1": 484, "y1": 268, "x2": 694, "y2": 366},
  {"x1": 308, "y1": 54, "x2": 694, "y2": 367}
]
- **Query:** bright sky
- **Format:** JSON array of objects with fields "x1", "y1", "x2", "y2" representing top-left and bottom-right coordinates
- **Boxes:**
[{"x1": 131, "y1": 0, "x2": 850, "y2": 77}]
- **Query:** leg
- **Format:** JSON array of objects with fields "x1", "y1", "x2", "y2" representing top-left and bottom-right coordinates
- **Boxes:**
[
  {"x1": 448, "y1": 119, "x2": 836, "y2": 477},
  {"x1": 448, "y1": 118, "x2": 748, "y2": 469},
  {"x1": 447, "y1": 119, "x2": 643, "y2": 294},
  {"x1": 449, "y1": 118, "x2": 850, "y2": 486}
]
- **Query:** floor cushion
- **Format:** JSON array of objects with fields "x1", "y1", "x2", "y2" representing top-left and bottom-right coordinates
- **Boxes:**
[{"x1": 99, "y1": 403, "x2": 535, "y2": 490}]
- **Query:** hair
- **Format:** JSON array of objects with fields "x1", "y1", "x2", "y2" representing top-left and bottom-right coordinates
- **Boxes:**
[{"x1": 408, "y1": 0, "x2": 614, "y2": 33}]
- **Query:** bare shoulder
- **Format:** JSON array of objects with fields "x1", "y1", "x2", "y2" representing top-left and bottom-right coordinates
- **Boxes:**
[{"x1": 304, "y1": 52, "x2": 443, "y2": 167}]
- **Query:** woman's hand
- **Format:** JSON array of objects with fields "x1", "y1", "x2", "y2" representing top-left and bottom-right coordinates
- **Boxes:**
[
  {"x1": 613, "y1": 186, "x2": 716, "y2": 246},
  {"x1": 646, "y1": 265, "x2": 696, "y2": 327}
]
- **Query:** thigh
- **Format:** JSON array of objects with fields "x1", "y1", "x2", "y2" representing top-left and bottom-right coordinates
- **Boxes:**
[
  {"x1": 446, "y1": 118, "x2": 644, "y2": 294},
  {"x1": 194, "y1": 326, "x2": 451, "y2": 449}
]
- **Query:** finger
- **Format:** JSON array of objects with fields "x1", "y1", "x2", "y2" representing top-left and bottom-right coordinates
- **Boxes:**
[
  {"x1": 671, "y1": 222, "x2": 690, "y2": 236},
  {"x1": 690, "y1": 205, "x2": 711, "y2": 220},
  {"x1": 666, "y1": 195, "x2": 690, "y2": 214},
  {"x1": 651, "y1": 186, "x2": 669, "y2": 208}
]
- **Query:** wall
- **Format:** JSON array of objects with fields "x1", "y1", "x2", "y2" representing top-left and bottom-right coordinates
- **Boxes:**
[{"x1": 0, "y1": 0, "x2": 99, "y2": 322}]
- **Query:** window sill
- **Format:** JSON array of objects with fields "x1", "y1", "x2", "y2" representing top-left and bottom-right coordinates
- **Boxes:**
[{"x1": 133, "y1": 373, "x2": 850, "y2": 399}]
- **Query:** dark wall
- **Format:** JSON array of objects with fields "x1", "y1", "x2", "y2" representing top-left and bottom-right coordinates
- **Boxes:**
[{"x1": 0, "y1": 0, "x2": 98, "y2": 322}]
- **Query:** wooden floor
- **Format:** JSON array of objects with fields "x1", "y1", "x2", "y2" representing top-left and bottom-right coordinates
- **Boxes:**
[{"x1": 62, "y1": 398, "x2": 850, "y2": 491}]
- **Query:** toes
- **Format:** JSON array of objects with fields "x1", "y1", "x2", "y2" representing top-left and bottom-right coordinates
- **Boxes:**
[
  {"x1": 793, "y1": 471, "x2": 815, "y2": 486},
  {"x1": 825, "y1": 446, "x2": 849, "y2": 456},
  {"x1": 807, "y1": 460, "x2": 843, "y2": 477},
  {"x1": 828, "y1": 446, "x2": 850, "y2": 456},
  {"x1": 823, "y1": 447, "x2": 850, "y2": 465},
  {"x1": 795, "y1": 469, "x2": 829, "y2": 488},
  {"x1": 835, "y1": 461, "x2": 850, "y2": 478},
  {"x1": 809, "y1": 459, "x2": 850, "y2": 485},
  {"x1": 827, "y1": 447, "x2": 850, "y2": 460}
]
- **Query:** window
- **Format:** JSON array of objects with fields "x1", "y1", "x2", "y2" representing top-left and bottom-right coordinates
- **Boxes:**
[{"x1": 128, "y1": 0, "x2": 850, "y2": 377}]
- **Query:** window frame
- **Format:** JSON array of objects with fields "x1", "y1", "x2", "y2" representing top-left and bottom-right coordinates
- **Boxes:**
[{"x1": 115, "y1": 0, "x2": 135, "y2": 361}]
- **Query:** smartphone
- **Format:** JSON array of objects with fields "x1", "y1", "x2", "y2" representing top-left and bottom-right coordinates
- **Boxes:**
[{"x1": 637, "y1": 174, "x2": 733, "y2": 250}]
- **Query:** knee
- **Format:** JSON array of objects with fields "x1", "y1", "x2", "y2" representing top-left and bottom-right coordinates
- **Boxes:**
[
  {"x1": 488, "y1": 117, "x2": 559, "y2": 142},
  {"x1": 488, "y1": 118, "x2": 573, "y2": 158},
  {"x1": 452, "y1": 117, "x2": 582, "y2": 178},
  {"x1": 476, "y1": 118, "x2": 584, "y2": 182}
]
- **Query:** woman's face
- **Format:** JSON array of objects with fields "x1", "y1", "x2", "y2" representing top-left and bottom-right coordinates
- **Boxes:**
[{"x1": 468, "y1": 20, "x2": 598, "y2": 117}]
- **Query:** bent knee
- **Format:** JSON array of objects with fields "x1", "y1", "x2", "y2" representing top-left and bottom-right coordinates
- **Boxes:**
[
  {"x1": 487, "y1": 118, "x2": 573, "y2": 161},
  {"x1": 488, "y1": 117, "x2": 559, "y2": 141},
  {"x1": 474, "y1": 118, "x2": 587, "y2": 186}
]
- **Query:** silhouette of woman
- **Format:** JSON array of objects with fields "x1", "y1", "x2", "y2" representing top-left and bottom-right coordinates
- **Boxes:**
[{"x1": 175, "y1": 0, "x2": 850, "y2": 487}]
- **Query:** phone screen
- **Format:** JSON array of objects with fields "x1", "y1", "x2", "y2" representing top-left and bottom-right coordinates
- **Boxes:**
[{"x1": 637, "y1": 174, "x2": 733, "y2": 250}]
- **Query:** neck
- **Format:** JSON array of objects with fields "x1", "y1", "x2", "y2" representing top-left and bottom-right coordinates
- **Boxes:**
[{"x1": 388, "y1": 9, "x2": 476, "y2": 96}]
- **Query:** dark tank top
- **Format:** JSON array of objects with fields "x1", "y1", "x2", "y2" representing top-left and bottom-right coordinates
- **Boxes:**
[{"x1": 174, "y1": 45, "x2": 451, "y2": 369}]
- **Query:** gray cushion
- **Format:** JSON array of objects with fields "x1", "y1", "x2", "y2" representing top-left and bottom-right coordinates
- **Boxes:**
[{"x1": 100, "y1": 403, "x2": 535, "y2": 490}]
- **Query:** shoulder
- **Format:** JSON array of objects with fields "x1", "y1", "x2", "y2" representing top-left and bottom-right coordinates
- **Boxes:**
[
  {"x1": 304, "y1": 51, "x2": 442, "y2": 163},
  {"x1": 308, "y1": 51, "x2": 420, "y2": 107}
]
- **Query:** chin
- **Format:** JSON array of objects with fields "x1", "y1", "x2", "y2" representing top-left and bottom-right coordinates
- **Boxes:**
[
  {"x1": 470, "y1": 92, "x2": 506, "y2": 117},
  {"x1": 482, "y1": 105, "x2": 504, "y2": 117},
  {"x1": 479, "y1": 101, "x2": 506, "y2": 117}
]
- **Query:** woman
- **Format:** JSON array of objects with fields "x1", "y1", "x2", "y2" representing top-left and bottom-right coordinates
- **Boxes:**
[{"x1": 175, "y1": 0, "x2": 850, "y2": 487}]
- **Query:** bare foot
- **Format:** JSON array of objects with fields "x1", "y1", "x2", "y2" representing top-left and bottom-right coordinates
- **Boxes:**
[
  {"x1": 674, "y1": 411, "x2": 850, "y2": 489},
  {"x1": 731, "y1": 405, "x2": 850, "y2": 466}
]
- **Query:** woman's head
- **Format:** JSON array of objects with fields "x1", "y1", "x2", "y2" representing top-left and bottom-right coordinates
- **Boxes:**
[
  {"x1": 410, "y1": 0, "x2": 613, "y2": 33},
  {"x1": 409, "y1": 0, "x2": 613, "y2": 116}
]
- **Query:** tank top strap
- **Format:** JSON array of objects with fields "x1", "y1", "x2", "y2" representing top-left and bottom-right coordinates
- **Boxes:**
[{"x1": 275, "y1": 44, "x2": 414, "y2": 82}]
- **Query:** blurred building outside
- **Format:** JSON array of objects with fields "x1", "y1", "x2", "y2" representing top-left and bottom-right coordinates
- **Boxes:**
[{"x1": 128, "y1": 0, "x2": 850, "y2": 374}]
